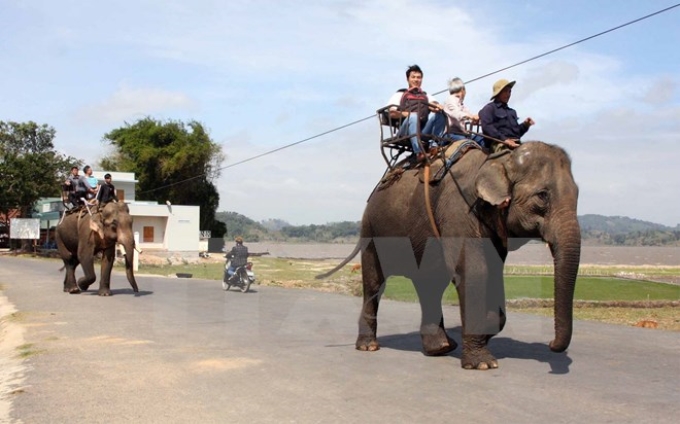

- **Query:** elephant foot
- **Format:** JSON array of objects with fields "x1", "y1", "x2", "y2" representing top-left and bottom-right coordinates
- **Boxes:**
[
  {"x1": 65, "y1": 286, "x2": 81, "y2": 294},
  {"x1": 422, "y1": 334, "x2": 457, "y2": 356},
  {"x1": 98, "y1": 289, "x2": 112, "y2": 296},
  {"x1": 78, "y1": 282, "x2": 92, "y2": 291},
  {"x1": 356, "y1": 335, "x2": 380, "y2": 352},
  {"x1": 461, "y1": 346, "x2": 499, "y2": 370}
]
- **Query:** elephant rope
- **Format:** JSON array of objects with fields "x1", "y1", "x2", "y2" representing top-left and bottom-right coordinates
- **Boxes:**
[{"x1": 423, "y1": 163, "x2": 441, "y2": 239}]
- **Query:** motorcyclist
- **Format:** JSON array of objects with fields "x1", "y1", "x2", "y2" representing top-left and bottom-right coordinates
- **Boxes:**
[{"x1": 225, "y1": 236, "x2": 249, "y2": 280}]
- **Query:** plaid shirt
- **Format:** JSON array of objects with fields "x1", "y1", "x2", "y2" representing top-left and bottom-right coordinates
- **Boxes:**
[{"x1": 227, "y1": 244, "x2": 249, "y2": 267}]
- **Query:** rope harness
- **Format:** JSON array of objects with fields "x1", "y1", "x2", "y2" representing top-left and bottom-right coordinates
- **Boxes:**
[{"x1": 423, "y1": 140, "x2": 483, "y2": 239}]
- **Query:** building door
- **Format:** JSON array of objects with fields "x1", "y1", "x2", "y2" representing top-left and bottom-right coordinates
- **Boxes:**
[{"x1": 143, "y1": 226, "x2": 154, "y2": 243}]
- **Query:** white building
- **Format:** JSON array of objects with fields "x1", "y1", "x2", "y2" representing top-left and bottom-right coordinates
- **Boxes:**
[{"x1": 35, "y1": 171, "x2": 202, "y2": 254}]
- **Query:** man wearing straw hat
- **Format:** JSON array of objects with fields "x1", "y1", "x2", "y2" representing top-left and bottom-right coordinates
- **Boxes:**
[{"x1": 478, "y1": 79, "x2": 535, "y2": 152}]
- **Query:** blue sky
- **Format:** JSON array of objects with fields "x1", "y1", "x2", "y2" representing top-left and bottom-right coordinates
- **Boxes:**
[{"x1": 2, "y1": 0, "x2": 679, "y2": 226}]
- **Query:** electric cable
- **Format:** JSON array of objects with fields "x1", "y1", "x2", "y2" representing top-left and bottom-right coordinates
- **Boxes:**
[{"x1": 139, "y1": 3, "x2": 680, "y2": 194}]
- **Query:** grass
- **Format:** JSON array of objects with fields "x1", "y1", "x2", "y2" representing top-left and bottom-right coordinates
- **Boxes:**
[
  {"x1": 520, "y1": 307, "x2": 680, "y2": 331},
  {"x1": 134, "y1": 257, "x2": 680, "y2": 330},
  {"x1": 137, "y1": 257, "x2": 680, "y2": 303},
  {"x1": 506, "y1": 264, "x2": 680, "y2": 277},
  {"x1": 379, "y1": 275, "x2": 680, "y2": 303},
  {"x1": 16, "y1": 343, "x2": 45, "y2": 359},
  {"x1": 10, "y1": 256, "x2": 678, "y2": 330}
]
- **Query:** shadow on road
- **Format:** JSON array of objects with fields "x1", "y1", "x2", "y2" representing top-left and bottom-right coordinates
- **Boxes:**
[
  {"x1": 84, "y1": 289, "x2": 154, "y2": 297},
  {"x1": 378, "y1": 326, "x2": 573, "y2": 374}
]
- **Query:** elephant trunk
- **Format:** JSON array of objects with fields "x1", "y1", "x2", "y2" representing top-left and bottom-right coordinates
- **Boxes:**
[
  {"x1": 546, "y1": 215, "x2": 581, "y2": 352},
  {"x1": 119, "y1": 237, "x2": 140, "y2": 293}
]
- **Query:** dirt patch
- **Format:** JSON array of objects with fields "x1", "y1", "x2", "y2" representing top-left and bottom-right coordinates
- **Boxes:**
[{"x1": 0, "y1": 295, "x2": 27, "y2": 423}]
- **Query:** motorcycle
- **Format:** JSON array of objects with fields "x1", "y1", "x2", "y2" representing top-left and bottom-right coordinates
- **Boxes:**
[{"x1": 222, "y1": 260, "x2": 255, "y2": 293}]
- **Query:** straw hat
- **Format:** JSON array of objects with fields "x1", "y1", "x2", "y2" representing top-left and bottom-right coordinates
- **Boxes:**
[{"x1": 490, "y1": 79, "x2": 516, "y2": 100}]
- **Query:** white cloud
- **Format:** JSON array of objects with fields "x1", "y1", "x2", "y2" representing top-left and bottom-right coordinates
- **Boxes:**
[
  {"x1": 642, "y1": 75, "x2": 677, "y2": 105},
  {"x1": 2, "y1": 0, "x2": 680, "y2": 226},
  {"x1": 75, "y1": 84, "x2": 197, "y2": 125}
]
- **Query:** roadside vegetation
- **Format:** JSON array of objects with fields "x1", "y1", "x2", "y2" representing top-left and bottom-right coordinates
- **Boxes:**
[{"x1": 137, "y1": 257, "x2": 680, "y2": 330}]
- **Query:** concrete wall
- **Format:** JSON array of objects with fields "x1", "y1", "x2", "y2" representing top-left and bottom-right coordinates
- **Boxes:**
[{"x1": 127, "y1": 203, "x2": 200, "y2": 251}]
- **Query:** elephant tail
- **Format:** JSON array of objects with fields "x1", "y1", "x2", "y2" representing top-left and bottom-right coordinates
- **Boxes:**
[{"x1": 315, "y1": 240, "x2": 364, "y2": 279}]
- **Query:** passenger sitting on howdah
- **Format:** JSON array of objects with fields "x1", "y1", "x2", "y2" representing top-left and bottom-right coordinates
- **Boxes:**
[
  {"x1": 377, "y1": 68, "x2": 536, "y2": 169},
  {"x1": 61, "y1": 165, "x2": 102, "y2": 211},
  {"x1": 380, "y1": 64, "x2": 447, "y2": 165}
]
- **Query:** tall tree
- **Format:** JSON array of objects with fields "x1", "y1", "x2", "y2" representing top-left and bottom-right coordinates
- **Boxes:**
[
  {"x1": 0, "y1": 121, "x2": 77, "y2": 224},
  {"x1": 101, "y1": 118, "x2": 227, "y2": 237}
]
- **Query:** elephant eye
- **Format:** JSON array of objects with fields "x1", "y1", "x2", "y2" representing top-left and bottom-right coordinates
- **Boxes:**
[
  {"x1": 536, "y1": 190, "x2": 549, "y2": 202},
  {"x1": 532, "y1": 190, "x2": 550, "y2": 214}
]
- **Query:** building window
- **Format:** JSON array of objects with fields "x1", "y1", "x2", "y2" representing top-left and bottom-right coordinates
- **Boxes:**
[{"x1": 143, "y1": 226, "x2": 154, "y2": 243}]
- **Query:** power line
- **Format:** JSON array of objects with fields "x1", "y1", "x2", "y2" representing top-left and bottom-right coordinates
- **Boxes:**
[
  {"x1": 140, "y1": 3, "x2": 680, "y2": 195},
  {"x1": 432, "y1": 3, "x2": 680, "y2": 96}
]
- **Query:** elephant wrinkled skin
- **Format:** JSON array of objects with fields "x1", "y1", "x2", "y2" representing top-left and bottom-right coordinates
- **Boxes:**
[
  {"x1": 320, "y1": 141, "x2": 581, "y2": 370},
  {"x1": 55, "y1": 202, "x2": 139, "y2": 296}
]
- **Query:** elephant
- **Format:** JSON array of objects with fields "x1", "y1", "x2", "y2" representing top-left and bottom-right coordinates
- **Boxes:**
[
  {"x1": 55, "y1": 201, "x2": 139, "y2": 296},
  {"x1": 318, "y1": 141, "x2": 581, "y2": 370}
]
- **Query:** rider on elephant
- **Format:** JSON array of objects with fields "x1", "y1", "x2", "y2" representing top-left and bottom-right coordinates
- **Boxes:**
[
  {"x1": 478, "y1": 79, "x2": 535, "y2": 152},
  {"x1": 385, "y1": 64, "x2": 446, "y2": 162}
]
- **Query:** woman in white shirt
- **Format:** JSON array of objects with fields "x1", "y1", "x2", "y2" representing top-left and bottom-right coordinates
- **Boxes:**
[{"x1": 442, "y1": 77, "x2": 486, "y2": 148}]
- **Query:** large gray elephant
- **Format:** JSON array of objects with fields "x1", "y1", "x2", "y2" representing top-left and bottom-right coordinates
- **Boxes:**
[
  {"x1": 319, "y1": 141, "x2": 580, "y2": 370},
  {"x1": 55, "y1": 202, "x2": 139, "y2": 296}
]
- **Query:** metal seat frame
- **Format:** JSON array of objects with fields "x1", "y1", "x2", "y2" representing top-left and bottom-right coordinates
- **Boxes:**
[{"x1": 377, "y1": 105, "x2": 426, "y2": 169}]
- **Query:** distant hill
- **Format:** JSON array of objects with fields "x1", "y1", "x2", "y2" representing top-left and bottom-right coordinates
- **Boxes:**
[
  {"x1": 579, "y1": 214, "x2": 675, "y2": 234},
  {"x1": 215, "y1": 211, "x2": 272, "y2": 242},
  {"x1": 214, "y1": 211, "x2": 680, "y2": 246},
  {"x1": 260, "y1": 218, "x2": 291, "y2": 231},
  {"x1": 579, "y1": 214, "x2": 680, "y2": 246},
  {"x1": 215, "y1": 211, "x2": 360, "y2": 243}
]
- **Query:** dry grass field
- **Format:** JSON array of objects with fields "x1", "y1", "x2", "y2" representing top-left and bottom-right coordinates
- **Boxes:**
[{"x1": 136, "y1": 253, "x2": 680, "y2": 331}]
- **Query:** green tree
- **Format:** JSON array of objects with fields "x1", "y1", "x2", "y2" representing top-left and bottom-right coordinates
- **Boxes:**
[
  {"x1": 0, "y1": 121, "x2": 76, "y2": 223},
  {"x1": 101, "y1": 118, "x2": 227, "y2": 237}
]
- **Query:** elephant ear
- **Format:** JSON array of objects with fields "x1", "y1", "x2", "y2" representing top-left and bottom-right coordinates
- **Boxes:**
[
  {"x1": 89, "y1": 214, "x2": 104, "y2": 239},
  {"x1": 475, "y1": 156, "x2": 512, "y2": 207}
]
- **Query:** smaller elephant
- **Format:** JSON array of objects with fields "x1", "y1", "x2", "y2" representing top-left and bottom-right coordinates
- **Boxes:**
[{"x1": 55, "y1": 202, "x2": 139, "y2": 296}]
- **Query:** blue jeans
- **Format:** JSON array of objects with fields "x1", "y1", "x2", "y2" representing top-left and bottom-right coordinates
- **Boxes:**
[
  {"x1": 398, "y1": 112, "x2": 446, "y2": 153},
  {"x1": 443, "y1": 133, "x2": 487, "y2": 149}
]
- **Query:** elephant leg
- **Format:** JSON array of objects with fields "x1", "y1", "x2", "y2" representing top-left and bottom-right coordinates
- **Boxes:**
[
  {"x1": 413, "y1": 275, "x2": 457, "y2": 356},
  {"x1": 457, "y1": 286, "x2": 501, "y2": 370},
  {"x1": 97, "y1": 247, "x2": 115, "y2": 296},
  {"x1": 457, "y1": 240, "x2": 506, "y2": 370},
  {"x1": 63, "y1": 258, "x2": 81, "y2": 294},
  {"x1": 356, "y1": 243, "x2": 385, "y2": 352},
  {"x1": 77, "y1": 255, "x2": 97, "y2": 292}
]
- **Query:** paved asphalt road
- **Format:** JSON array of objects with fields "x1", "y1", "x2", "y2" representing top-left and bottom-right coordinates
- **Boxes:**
[{"x1": 1, "y1": 256, "x2": 678, "y2": 423}]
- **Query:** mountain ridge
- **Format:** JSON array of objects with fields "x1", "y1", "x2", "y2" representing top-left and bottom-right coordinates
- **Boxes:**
[{"x1": 215, "y1": 212, "x2": 680, "y2": 246}]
